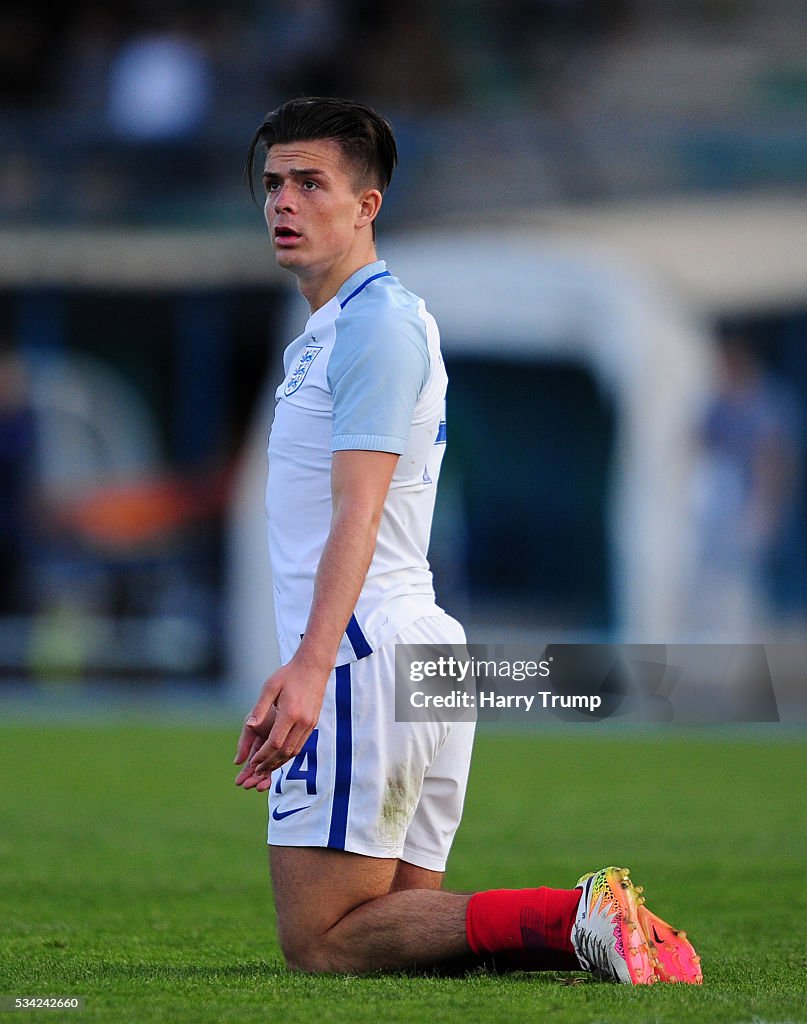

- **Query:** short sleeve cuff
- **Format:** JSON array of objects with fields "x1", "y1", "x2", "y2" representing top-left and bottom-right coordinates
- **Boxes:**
[{"x1": 331, "y1": 433, "x2": 407, "y2": 455}]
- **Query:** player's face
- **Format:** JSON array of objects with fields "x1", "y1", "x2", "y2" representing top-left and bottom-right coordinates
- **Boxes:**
[{"x1": 262, "y1": 140, "x2": 368, "y2": 278}]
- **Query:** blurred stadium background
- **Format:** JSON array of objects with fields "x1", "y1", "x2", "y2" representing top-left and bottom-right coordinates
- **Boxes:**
[{"x1": 2, "y1": 0, "x2": 807, "y2": 704}]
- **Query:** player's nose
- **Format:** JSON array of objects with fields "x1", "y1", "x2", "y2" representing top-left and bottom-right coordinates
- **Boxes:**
[{"x1": 271, "y1": 182, "x2": 297, "y2": 212}]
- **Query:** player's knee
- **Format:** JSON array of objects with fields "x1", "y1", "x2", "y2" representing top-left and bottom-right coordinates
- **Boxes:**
[
  {"x1": 277, "y1": 922, "x2": 352, "y2": 973},
  {"x1": 277, "y1": 920, "x2": 329, "y2": 973},
  {"x1": 279, "y1": 935, "x2": 336, "y2": 973}
]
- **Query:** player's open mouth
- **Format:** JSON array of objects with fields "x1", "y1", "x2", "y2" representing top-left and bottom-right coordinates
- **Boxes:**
[{"x1": 274, "y1": 227, "x2": 302, "y2": 245}]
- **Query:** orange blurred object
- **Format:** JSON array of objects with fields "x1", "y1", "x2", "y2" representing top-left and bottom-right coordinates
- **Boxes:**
[{"x1": 55, "y1": 465, "x2": 232, "y2": 551}]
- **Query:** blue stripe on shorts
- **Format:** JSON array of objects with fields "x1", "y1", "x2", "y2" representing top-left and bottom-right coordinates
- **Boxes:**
[{"x1": 327, "y1": 663, "x2": 352, "y2": 849}]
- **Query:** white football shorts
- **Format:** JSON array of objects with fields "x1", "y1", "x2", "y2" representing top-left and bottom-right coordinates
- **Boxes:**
[{"x1": 267, "y1": 612, "x2": 476, "y2": 872}]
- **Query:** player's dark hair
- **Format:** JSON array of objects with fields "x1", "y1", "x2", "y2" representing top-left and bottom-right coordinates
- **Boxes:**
[{"x1": 245, "y1": 96, "x2": 398, "y2": 218}]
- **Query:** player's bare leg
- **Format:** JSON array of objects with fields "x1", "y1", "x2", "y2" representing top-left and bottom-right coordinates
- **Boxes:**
[
  {"x1": 269, "y1": 846, "x2": 470, "y2": 973},
  {"x1": 268, "y1": 849, "x2": 700, "y2": 982},
  {"x1": 389, "y1": 859, "x2": 445, "y2": 893}
]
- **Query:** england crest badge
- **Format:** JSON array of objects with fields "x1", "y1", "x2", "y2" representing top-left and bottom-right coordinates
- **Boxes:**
[{"x1": 284, "y1": 343, "x2": 322, "y2": 396}]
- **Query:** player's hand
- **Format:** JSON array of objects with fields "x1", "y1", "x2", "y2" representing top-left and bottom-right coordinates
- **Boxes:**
[
  {"x1": 234, "y1": 657, "x2": 329, "y2": 790},
  {"x1": 233, "y1": 704, "x2": 277, "y2": 792}
]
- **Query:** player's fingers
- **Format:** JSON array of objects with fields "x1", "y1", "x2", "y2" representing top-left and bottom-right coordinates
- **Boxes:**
[
  {"x1": 235, "y1": 701, "x2": 279, "y2": 764},
  {"x1": 234, "y1": 724, "x2": 257, "y2": 765},
  {"x1": 254, "y1": 719, "x2": 313, "y2": 776},
  {"x1": 250, "y1": 719, "x2": 296, "y2": 775},
  {"x1": 235, "y1": 736, "x2": 264, "y2": 784},
  {"x1": 248, "y1": 684, "x2": 281, "y2": 732},
  {"x1": 240, "y1": 767, "x2": 268, "y2": 789},
  {"x1": 236, "y1": 743, "x2": 262, "y2": 784},
  {"x1": 261, "y1": 704, "x2": 278, "y2": 735},
  {"x1": 240, "y1": 740, "x2": 273, "y2": 787},
  {"x1": 279, "y1": 722, "x2": 312, "y2": 761},
  {"x1": 238, "y1": 721, "x2": 312, "y2": 789}
]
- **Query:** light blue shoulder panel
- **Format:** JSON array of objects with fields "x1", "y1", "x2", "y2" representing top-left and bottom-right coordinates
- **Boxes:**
[{"x1": 328, "y1": 272, "x2": 430, "y2": 455}]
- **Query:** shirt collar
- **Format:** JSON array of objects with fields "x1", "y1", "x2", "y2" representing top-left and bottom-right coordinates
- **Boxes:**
[{"x1": 336, "y1": 260, "x2": 388, "y2": 307}]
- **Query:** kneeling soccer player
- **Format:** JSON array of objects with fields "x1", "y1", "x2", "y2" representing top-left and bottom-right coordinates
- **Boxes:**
[{"x1": 234, "y1": 95, "x2": 701, "y2": 985}]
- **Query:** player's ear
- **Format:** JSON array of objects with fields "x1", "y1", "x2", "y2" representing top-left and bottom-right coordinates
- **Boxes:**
[{"x1": 356, "y1": 188, "x2": 382, "y2": 229}]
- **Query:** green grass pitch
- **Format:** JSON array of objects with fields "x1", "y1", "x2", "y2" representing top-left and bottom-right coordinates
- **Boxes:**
[{"x1": 1, "y1": 719, "x2": 805, "y2": 1023}]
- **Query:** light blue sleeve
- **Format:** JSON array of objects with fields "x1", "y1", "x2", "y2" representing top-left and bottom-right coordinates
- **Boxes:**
[{"x1": 327, "y1": 305, "x2": 430, "y2": 454}]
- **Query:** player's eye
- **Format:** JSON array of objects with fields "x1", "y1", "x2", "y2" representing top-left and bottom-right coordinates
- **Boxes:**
[
  {"x1": 303, "y1": 180, "x2": 318, "y2": 190},
  {"x1": 265, "y1": 180, "x2": 280, "y2": 192}
]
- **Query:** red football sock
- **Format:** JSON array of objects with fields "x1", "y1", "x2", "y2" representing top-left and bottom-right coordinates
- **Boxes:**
[{"x1": 466, "y1": 887, "x2": 581, "y2": 971}]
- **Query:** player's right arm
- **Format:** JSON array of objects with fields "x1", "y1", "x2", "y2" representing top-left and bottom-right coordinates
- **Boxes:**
[{"x1": 234, "y1": 447, "x2": 398, "y2": 789}]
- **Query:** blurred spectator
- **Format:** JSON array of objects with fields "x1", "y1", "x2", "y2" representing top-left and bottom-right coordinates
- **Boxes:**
[
  {"x1": 688, "y1": 332, "x2": 802, "y2": 638},
  {"x1": 106, "y1": 12, "x2": 213, "y2": 141},
  {"x1": 101, "y1": 8, "x2": 217, "y2": 210},
  {"x1": 0, "y1": 344, "x2": 38, "y2": 615}
]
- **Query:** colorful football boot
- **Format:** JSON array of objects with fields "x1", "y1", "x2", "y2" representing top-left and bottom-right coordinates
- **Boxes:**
[
  {"x1": 571, "y1": 866, "x2": 657, "y2": 984},
  {"x1": 637, "y1": 903, "x2": 703, "y2": 984}
]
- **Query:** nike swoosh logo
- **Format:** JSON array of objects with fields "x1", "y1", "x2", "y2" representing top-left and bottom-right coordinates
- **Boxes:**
[
  {"x1": 652, "y1": 926, "x2": 664, "y2": 945},
  {"x1": 272, "y1": 805, "x2": 309, "y2": 821}
]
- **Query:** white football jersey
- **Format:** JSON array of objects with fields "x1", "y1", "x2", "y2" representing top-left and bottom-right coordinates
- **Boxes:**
[{"x1": 266, "y1": 260, "x2": 448, "y2": 666}]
